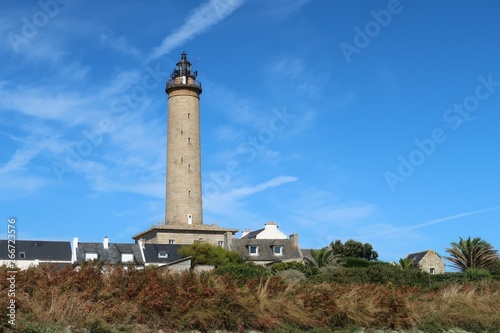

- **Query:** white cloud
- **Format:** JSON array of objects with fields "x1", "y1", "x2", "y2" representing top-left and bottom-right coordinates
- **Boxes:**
[
  {"x1": 147, "y1": 0, "x2": 247, "y2": 62},
  {"x1": 228, "y1": 176, "x2": 298, "y2": 198},
  {"x1": 203, "y1": 176, "x2": 298, "y2": 220},
  {"x1": 263, "y1": 0, "x2": 312, "y2": 20},
  {"x1": 368, "y1": 206, "x2": 500, "y2": 240},
  {"x1": 0, "y1": 85, "x2": 93, "y2": 124},
  {"x1": 100, "y1": 35, "x2": 143, "y2": 59}
]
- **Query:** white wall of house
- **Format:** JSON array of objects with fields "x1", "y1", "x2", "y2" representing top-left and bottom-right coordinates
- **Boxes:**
[
  {"x1": 2, "y1": 260, "x2": 72, "y2": 270},
  {"x1": 256, "y1": 222, "x2": 287, "y2": 239}
]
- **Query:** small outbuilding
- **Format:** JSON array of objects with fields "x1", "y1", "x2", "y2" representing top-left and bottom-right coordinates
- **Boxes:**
[{"x1": 406, "y1": 249, "x2": 445, "y2": 274}]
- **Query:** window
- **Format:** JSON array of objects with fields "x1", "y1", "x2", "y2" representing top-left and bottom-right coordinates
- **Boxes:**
[
  {"x1": 188, "y1": 137, "x2": 191, "y2": 144},
  {"x1": 249, "y1": 245, "x2": 258, "y2": 256},
  {"x1": 85, "y1": 252, "x2": 99, "y2": 260},
  {"x1": 218, "y1": 241, "x2": 224, "y2": 247},
  {"x1": 121, "y1": 253, "x2": 134, "y2": 263},
  {"x1": 188, "y1": 164, "x2": 191, "y2": 171},
  {"x1": 273, "y1": 245, "x2": 283, "y2": 256},
  {"x1": 19, "y1": 252, "x2": 26, "y2": 259},
  {"x1": 429, "y1": 268, "x2": 435, "y2": 274},
  {"x1": 188, "y1": 113, "x2": 190, "y2": 119},
  {"x1": 158, "y1": 251, "x2": 168, "y2": 258},
  {"x1": 169, "y1": 239, "x2": 175, "y2": 244}
]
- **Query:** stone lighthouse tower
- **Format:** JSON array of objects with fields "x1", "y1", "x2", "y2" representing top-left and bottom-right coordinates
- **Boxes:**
[
  {"x1": 165, "y1": 52, "x2": 203, "y2": 226},
  {"x1": 132, "y1": 52, "x2": 237, "y2": 246}
]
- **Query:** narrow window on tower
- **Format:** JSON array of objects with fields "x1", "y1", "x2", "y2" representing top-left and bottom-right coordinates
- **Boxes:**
[
  {"x1": 188, "y1": 164, "x2": 191, "y2": 171},
  {"x1": 188, "y1": 191, "x2": 191, "y2": 197},
  {"x1": 187, "y1": 113, "x2": 190, "y2": 119},
  {"x1": 181, "y1": 129, "x2": 183, "y2": 135},
  {"x1": 188, "y1": 137, "x2": 191, "y2": 144},
  {"x1": 181, "y1": 157, "x2": 183, "y2": 163}
]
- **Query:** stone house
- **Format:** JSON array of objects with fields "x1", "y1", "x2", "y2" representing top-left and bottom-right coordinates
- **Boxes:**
[
  {"x1": 406, "y1": 249, "x2": 445, "y2": 274},
  {"x1": 132, "y1": 221, "x2": 238, "y2": 249},
  {"x1": 230, "y1": 222, "x2": 304, "y2": 266}
]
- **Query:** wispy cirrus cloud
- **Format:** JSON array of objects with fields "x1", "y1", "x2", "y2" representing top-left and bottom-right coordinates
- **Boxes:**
[
  {"x1": 100, "y1": 35, "x2": 143, "y2": 59},
  {"x1": 366, "y1": 206, "x2": 500, "y2": 240},
  {"x1": 227, "y1": 176, "x2": 298, "y2": 199},
  {"x1": 203, "y1": 176, "x2": 298, "y2": 220},
  {"x1": 147, "y1": 0, "x2": 246, "y2": 62}
]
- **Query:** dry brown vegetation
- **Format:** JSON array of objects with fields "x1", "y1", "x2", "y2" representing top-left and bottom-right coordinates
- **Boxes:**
[{"x1": 1, "y1": 263, "x2": 499, "y2": 332}]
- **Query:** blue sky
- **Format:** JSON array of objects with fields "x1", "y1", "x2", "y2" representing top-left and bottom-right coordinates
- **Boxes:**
[{"x1": 1, "y1": 0, "x2": 499, "y2": 266}]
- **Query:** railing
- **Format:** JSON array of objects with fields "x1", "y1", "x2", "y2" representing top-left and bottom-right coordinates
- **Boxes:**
[{"x1": 166, "y1": 78, "x2": 202, "y2": 90}]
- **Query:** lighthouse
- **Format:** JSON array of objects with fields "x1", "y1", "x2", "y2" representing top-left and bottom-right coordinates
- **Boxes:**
[
  {"x1": 165, "y1": 52, "x2": 203, "y2": 226},
  {"x1": 133, "y1": 52, "x2": 237, "y2": 246}
]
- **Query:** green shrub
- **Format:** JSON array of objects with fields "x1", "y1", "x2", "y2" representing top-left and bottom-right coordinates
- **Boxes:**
[
  {"x1": 272, "y1": 261, "x2": 320, "y2": 277},
  {"x1": 215, "y1": 262, "x2": 271, "y2": 282},
  {"x1": 179, "y1": 242, "x2": 243, "y2": 267},
  {"x1": 464, "y1": 268, "x2": 492, "y2": 281},
  {"x1": 272, "y1": 261, "x2": 306, "y2": 272},
  {"x1": 339, "y1": 257, "x2": 374, "y2": 268},
  {"x1": 276, "y1": 269, "x2": 307, "y2": 281}
]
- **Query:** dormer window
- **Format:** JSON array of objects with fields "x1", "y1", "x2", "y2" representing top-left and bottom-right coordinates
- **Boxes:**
[
  {"x1": 19, "y1": 252, "x2": 26, "y2": 259},
  {"x1": 121, "y1": 253, "x2": 134, "y2": 263},
  {"x1": 249, "y1": 245, "x2": 259, "y2": 256},
  {"x1": 158, "y1": 251, "x2": 168, "y2": 258},
  {"x1": 85, "y1": 252, "x2": 98, "y2": 260},
  {"x1": 273, "y1": 245, "x2": 283, "y2": 256}
]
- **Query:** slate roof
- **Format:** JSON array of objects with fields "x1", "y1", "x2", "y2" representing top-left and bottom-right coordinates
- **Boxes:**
[
  {"x1": 143, "y1": 244, "x2": 185, "y2": 264},
  {"x1": 300, "y1": 249, "x2": 317, "y2": 266},
  {"x1": 76, "y1": 242, "x2": 144, "y2": 265},
  {"x1": 0, "y1": 240, "x2": 72, "y2": 261},
  {"x1": 232, "y1": 238, "x2": 303, "y2": 263},
  {"x1": 406, "y1": 250, "x2": 429, "y2": 264},
  {"x1": 241, "y1": 228, "x2": 264, "y2": 239}
]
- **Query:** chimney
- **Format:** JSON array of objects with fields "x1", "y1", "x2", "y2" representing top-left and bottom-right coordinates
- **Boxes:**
[
  {"x1": 137, "y1": 238, "x2": 146, "y2": 264},
  {"x1": 265, "y1": 221, "x2": 278, "y2": 230},
  {"x1": 71, "y1": 237, "x2": 79, "y2": 263},
  {"x1": 241, "y1": 229, "x2": 252, "y2": 238},
  {"x1": 224, "y1": 232, "x2": 234, "y2": 250},
  {"x1": 289, "y1": 233, "x2": 299, "y2": 248},
  {"x1": 103, "y1": 236, "x2": 109, "y2": 249},
  {"x1": 137, "y1": 238, "x2": 145, "y2": 249}
]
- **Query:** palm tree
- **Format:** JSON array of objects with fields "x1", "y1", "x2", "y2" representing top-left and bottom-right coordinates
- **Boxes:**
[
  {"x1": 444, "y1": 237, "x2": 499, "y2": 272},
  {"x1": 309, "y1": 247, "x2": 334, "y2": 268},
  {"x1": 398, "y1": 257, "x2": 415, "y2": 270}
]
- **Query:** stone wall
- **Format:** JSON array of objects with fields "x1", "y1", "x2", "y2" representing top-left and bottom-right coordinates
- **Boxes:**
[
  {"x1": 418, "y1": 250, "x2": 445, "y2": 274},
  {"x1": 166, "y1": 78, "x2": 203, "y2": 226},
  {"x1": 143, "y1": 230, "x2": 227, "y2": 246}
]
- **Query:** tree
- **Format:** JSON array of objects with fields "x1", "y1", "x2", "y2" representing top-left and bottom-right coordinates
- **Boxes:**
[
  {"x1": 178, "y1": 242, "x2": 243, "y2": 268},
  {"x1": 330, "y1": 239, "x2": 378, "y2": 261},
  {"x1": 309, "y1": 247, "x2": 334, "y2": 268},
  {"x1": 443, "y1": 236, "x2": 499, "y2": 272},
  {"x1": 398, "y1": 257, "x2": 415, "y2": 270},
  {"x1": 488, "y1": 258, "x2": 500, "y2": 276}
]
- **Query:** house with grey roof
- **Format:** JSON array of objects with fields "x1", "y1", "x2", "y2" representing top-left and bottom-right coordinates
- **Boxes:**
[
  {"x1": 0, "y1": 240, "x2": 72, "y2": 269},
  {"x1": 231, "y1": 222, "x2": 304, "y2": 266},
  {"x1": 141, "y1": 243, "x2": 191, "y2": 271},
  {"x1": 73, "y1": 237, "x2": 144, "y2": 265},
  {"x1": 72, "y1": 237, "x2": 190, "y2": 271},
  {"x1": 406, "y1": 249, "x2": 445, "y2": 274}
]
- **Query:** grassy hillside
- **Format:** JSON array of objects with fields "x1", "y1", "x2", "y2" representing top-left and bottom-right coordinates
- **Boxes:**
[{"x1": 1, "y1": 263, "x2": 499, "y2": 332}]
